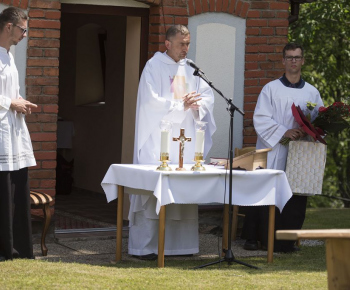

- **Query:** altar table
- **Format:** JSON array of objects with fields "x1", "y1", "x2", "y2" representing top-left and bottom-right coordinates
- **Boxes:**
[{"x1": 101, "y1": 164, "x2": 293, "y2": 267}]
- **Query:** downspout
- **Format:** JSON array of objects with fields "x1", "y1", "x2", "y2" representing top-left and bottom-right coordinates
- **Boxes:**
[{"x1": 289, "y1": 0, "x2": 316, "y2": 25}]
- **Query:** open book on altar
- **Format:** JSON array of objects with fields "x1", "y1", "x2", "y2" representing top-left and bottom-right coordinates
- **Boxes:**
[{"x1": 210, "y1": 148, "x2": 271, "y2": 171}]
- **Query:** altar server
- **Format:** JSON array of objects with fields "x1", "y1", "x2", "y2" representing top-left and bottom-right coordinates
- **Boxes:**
[
  {"x1": 243, "y1": 43, "x2": 323, "y2": 253},
  {"x1": 129, "y1": 25, "x2": 216, "y2": 259},
  {"x1": 0, "y1": 7, "x2": 37, "y2": 261}
]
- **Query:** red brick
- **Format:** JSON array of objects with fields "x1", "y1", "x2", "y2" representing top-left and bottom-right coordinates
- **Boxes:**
[
  {"x1": 270, "y1": 2, "x2": 289, "y2": 10},
  {"x1": 243, "y1": 126, "x2": 256, "y2": 136},
  {"x1": 243, "y1": 136, "x2": 257, "y2": 144},
  {"x1": 45, "y1": 11, "x2": 61, "y2": 20},
  {"x1": 244, "y1": 87, "x2": 262, "y2": 95},
  {"x1": 235, "y1": 0, "x2": 242, "y2": 16},
  {"x1": 29, "y1": 19, "x2": 60, "y2": 30},
  {"x1": 261, "y1": 28, "x2": 274, "y2": 36},
  {"x1": 149, "y1": 25, "x2": 166, "y2": 34},
  {"x1": 245, "y1": 79, "x2": 259, "y2": 86},
  {"x1": 27, "y1": 67, "x2": 42, "y2": 76},
  {"x1": 26, "y1": 77, "x2": 59, "y2": 86},
  {"x1": 244, "y1": 95, "x2": 259, "y2": 102},
  {"x1": 174, "y1": 17, "x2": 188, "y2": 25},
  {"x1": 245, "y1": 54, "x2": 266, "y2": 62},
  {"x1": 29, "y1": 9, "x2": 45, "y2": 18},
  {"x1": 228, "y1": 0, "x2": 237, "y2": 14},
  {"x1": 19, "y1": 0, "x2": 28, "y2": 9},
  {"x1": 258, "y1": 45, "x2": 275, "y2": 53},
  {"x1": 42, "y1": 87, "x2": 59, "y2": 95},
  {"x1": 269, "y1": 20, "x2": 289, "y2": 27},
  {"x1": 29, "y1": 170, "x2": 56, "y2": 179},
  {"x1": 27, "y1": 58, "x2": 59, "y2": 67},
  {"x1": 246, "y1": 19, "x2": 267, "y2": 27},
  {"x1": 150, "y1": 16, "x2": 173, "y2": 24},
  {"x1": 44, "y1": 49, "x2": 59, "y2": 57},
  {"x1": 240, "y1": 2, "x2": 250, "y2": 18},
  {"x1": 216, "y1": 0, "x2": 223, "y2": 12},
  {"x1": 268, "y1": 37, "x2": 288, "y2": 45},
  {"x1": 162, "y1": 7, "x2": 187, "y2": 16},
  {"x1": 27, "y1": 86, "x2": 42, "y2": 95},
  {"x1": 26, "y1": 114, "x2": 57, "y2": 123},
  {"x1": 27, "y1": 123, "x2": 41, "y2": 132},
  {"x1": 245, "y1": 70, "x2": 266, "y2": 78},
  {"x1": 42, "y1": 123, "x2": 57, "y2": 131},
  {"x1": 246, "y1": 28, "x2": 259, "y2": 35},
  {"x1": 43, "y1": 68, "x2": 59, "y2": 76},
  {"x1": 276, "y1": 28, "x2": 288, "y2": 36},
  {"x1": 245, "y1": 46, "x2": 259, "y2": 53},
  {"x1": 30, "y1": 105, "x2": 41, "y2": 113},
  {"x1": 28, "y1": 48, "x2": 43, "y2": 57},
  {"x1": 245, "y1": 62, "x2": 258, "y2": 70},
  {"x1": 188, "y1": 0, "x2": 195, "y2": 15},
  {"x1": 277, "y1": 11, "x2": 289, "y2": 19},
  {"x1": 261, "y1": 11, "x2": 276, "y2": 18},
  {"x1": 30, "y1": 179, "x2": 40, "y2": 188},
  {"x1": 250, "y1": 1, "x2": 269, "y2": 9},
  {"x1": 260, "y1": 78, "x2": 274, "y2": 86},
  {"x1": 267, "y1": 70, "x2": 283, "y2": 78},
  {"x1": 28, "y1": 29, "x2": 45, "y2": 38},
  {"x1": 246, "y1": 37, "x2": 267, "y2": 44},
  {"x1": 195, "y1": 0, "x2": 202, "y2": 14},
  {"x1": 41, "y1": 142, "x2": 57, "y2": 150},
  {"x1": 13, "y1": 0, "x2": 20, "y2": 7},
  {"x1": 34, "y1": 151, "x2": 57, "y2": 160},
  {"x1": 260, "y1": 62, "x2": 274, "y2": 70},
  {"x1": 40, "y1": 180, "x2": 56, "y2": 188},
  {"x1": 45, "y1": 30, "x2": 60, "y2": 38},
  {"x1": 267, "y1": 54, "x2": 283, "y2": 61},
  {"x1": 149, "y1": 34, "x2": 166, "y2": 43},
  {"x1": 42, "y1": 161, "x2": 57, "y2": 169},
  {"x1": 202, "y1": 0, "x2": 209, "y2": 13},
  {"x1": 30, "y1": 0, "x2": 60, "y2": 9},
  {"x1": 28, "y1": 39, "x2": 60, "y2": 48},
  {"x1": 247, "y1": 10, "x2": 260, "y2": 18},
  {"x1": 209, "y1": 0, "x2": 215, "y2": 12},
  {"x1": 43, "y1": 104, "x2": 58, "y2": 113}
]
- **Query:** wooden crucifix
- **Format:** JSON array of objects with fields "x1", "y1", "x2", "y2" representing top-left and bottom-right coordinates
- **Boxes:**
[{"x1": 173, "y1": 128, "x2": 191, "y2": 171}]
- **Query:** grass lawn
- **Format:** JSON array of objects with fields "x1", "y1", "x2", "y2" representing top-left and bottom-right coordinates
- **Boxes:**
[{"x1": 0, "y1": 208, "x2": 349, "y2": 289}]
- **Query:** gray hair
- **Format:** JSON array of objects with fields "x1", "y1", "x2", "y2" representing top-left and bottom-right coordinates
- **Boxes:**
[{"x1": 166, "y1": 25, "x2": 190, "y2": 41}]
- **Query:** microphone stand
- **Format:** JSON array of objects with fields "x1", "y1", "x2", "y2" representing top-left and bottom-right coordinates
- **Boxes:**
[{"x1": 192, "y1": 68, "x2": 258, "y2": 270}]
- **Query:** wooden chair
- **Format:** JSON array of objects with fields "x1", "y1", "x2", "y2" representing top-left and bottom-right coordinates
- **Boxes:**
[
  {"x1": 231, "y1": 147, "x2": 256, "y2": 240},
  {"x1": 30, "y1": 191, "x2": 53, "y2": 256}
]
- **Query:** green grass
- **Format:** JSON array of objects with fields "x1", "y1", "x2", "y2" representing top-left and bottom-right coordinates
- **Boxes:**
[{"x1": 0, "y1": 208, "x2": 349, "y2": 289}]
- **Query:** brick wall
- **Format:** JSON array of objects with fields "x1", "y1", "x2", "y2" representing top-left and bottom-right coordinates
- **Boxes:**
[
  {"x1": 25, "y1": 0, "x2": 60, "y2": 200},
  {"x1": 148, "y1": 0, "x2": 290, "y2": 147}
]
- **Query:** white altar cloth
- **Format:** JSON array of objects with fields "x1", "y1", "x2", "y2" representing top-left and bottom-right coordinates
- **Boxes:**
[{"x1": 101, "y1": 164, "x2": 292, "y2": 214}]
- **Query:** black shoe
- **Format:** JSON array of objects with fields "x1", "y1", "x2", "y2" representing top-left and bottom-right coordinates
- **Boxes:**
[
  {"x1": 243, "y1": 240, "x2": 258, "y2": 251},
  {"x1": 132, "y1": 253, "x2": 158, "y2": 261}
]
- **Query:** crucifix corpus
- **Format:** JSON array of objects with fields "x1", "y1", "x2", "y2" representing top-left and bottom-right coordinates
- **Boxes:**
[{"x1": 173, "y1": 128, "x2": 191, "y2": 171}]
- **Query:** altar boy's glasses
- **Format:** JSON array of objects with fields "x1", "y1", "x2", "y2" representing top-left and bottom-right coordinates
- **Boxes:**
[
  {"x1": 284, "y1": 56, "x2": 303, "y2": 62},
  {"x1": 13, "y1": 24, "x2": 27, "y2": 35}
]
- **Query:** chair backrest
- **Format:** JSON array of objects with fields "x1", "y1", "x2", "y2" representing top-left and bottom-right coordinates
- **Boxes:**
[{"x1": 234, "y1": 146, "x2": 256, "y2": 157}]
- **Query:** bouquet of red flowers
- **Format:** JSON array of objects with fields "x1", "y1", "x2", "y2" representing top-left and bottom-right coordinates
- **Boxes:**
[{"x1": 280, "y1": 101, "x2": 350, "y2": 146}]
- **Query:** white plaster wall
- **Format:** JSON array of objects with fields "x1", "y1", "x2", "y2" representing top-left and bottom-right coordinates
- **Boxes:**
[
  {"x1": 188, "y1": 13, "x2": 246, "y2": 160},
  {"x1": 0, "y1": 4, "x2": 27, "y2": 98},
  {"x1": 60, "y1": 0, "x2": 149, "y2": 8}
]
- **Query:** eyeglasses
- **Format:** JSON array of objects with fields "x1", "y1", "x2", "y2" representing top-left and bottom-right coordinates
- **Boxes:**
[
  {"x1": 284, "y1": 56, "x2": 303, "y2": 62},
  {"x1": 13, "y1": 24, "x2": 27, "y2": 35}
]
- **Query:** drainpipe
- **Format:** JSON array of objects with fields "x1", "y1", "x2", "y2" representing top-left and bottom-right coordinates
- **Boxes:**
[{"x1": 289, "y1": 0, "x2": 316, "y2": 25}]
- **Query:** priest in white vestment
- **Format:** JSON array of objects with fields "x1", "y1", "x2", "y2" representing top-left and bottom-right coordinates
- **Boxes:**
[
  {"x1": 242, "y1": 43, "x2": 323, "y2": 253},
  {"x1": 128, "y1": 25, "x2": 216, "y2": 259}
]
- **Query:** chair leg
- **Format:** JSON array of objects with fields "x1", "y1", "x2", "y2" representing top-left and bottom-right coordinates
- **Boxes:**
[
  {"x1": 231, "y1": 205, "x2": 239, "y2": 241},
  {"x1": 41, "y1": 203, "x2": 51, "y2": 256}
]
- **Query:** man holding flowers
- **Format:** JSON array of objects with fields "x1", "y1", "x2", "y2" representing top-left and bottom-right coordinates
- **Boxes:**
[{"x1": 242, "y1": 43, "x2": 324, "y2": 253}]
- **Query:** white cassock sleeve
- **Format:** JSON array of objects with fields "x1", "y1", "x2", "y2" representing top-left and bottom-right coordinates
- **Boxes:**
[
  {"x1": 253, "y1": 85, "x2": 288, "y2": 148},
  {"x1": 0, "y1": 95, "x2": 11, "y2": 120}
]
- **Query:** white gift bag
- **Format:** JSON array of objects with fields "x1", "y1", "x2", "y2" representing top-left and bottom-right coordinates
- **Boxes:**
[{"x1": 285, "y1": 141, "x2": 327, "y2": 196}]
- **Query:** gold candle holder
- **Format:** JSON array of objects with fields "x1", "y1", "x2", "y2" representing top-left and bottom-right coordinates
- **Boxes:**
[
  {"x1": 191, "y1": 152, "x2": 205, "y2": 171},
  {"x1": 157, "y1": 153, "x2": 172, "y2": 171}
]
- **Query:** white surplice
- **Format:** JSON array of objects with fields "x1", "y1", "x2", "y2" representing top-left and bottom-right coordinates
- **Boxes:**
[
  {"x1": 0, "y1": 47, "x2": 36, "y2": 171},
  {"x1": 128, "y1": 52, "x2": 216, "y2": 255},
  {"x1": 253, "y1": 79, "x2": 323, "y2": 171}
]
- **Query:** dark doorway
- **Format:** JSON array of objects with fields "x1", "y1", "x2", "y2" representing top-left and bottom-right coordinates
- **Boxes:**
[{"x1": 56, "y1": 4, "x2": 149, "y2": 232}]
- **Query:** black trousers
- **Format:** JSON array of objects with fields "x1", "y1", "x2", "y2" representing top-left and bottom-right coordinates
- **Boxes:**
[
  {"x1": 242, "y1": 195, "x2": 307, "y2": 252},
  {"x1": 0, "y1": 168, "x2": 33, "y2": 260}
]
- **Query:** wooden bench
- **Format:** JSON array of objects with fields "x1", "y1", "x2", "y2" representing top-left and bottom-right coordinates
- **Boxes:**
[
  {"x1": 276, "y1": 229, "x2": 350, "y2": 290},
  {"x1": 30, "y1": 191, "x2": 53, "y2": 256}
]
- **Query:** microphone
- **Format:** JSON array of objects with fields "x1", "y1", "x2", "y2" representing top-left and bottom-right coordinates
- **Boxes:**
[{"x1": 186, "y1": 60, "x2": 204, "y2": 74}]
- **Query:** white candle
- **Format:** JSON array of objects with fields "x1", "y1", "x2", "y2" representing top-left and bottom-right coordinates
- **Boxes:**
[
  {"x1": 160, "y1": 130, "x2": 170, "y2": 153},
  {"x1": 195, "y1": 130, "x2": 205, "y2": 153}
]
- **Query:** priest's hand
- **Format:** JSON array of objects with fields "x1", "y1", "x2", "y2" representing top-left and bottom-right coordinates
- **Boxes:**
[
  {"x1": 283, "y1": 128, "x2": 305, "y2": 141},
  {"x1": 10, "y1": 97, "x2": 38, "y2": 115},
  {"x1": 183, "y1": 91, "x2": 202, "y2": 111}
]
